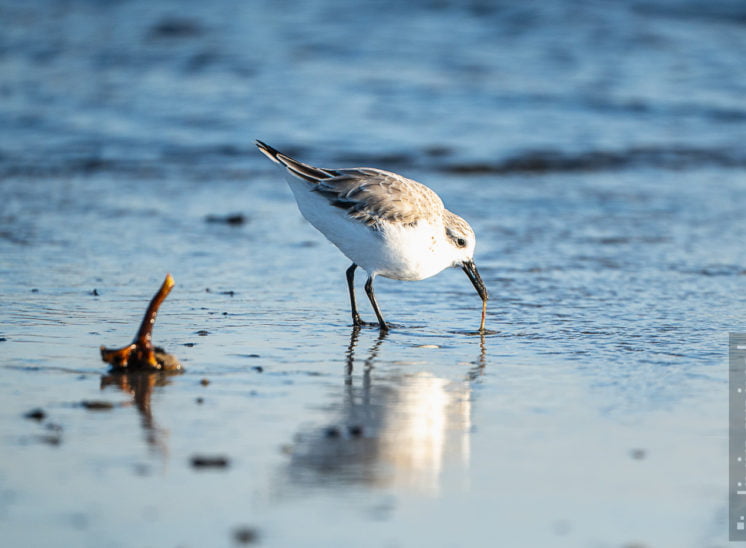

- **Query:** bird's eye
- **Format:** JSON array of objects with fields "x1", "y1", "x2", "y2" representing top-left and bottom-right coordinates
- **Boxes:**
[{"x1": 456, "y1": 238, "x2": 467, "y2": 248}]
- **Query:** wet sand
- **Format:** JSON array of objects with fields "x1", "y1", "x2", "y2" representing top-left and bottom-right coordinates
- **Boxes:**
[{"x1": 1, "y1": 0, "x2": 744, "y2": 546}]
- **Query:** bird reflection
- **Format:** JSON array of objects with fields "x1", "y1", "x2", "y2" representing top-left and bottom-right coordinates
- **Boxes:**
[
  {"x1": 283, "y1": 327, "x2": 486, "y2": 495},
  {"x1": 100, "y1": 370, "x2": 181, "y2": 455}
]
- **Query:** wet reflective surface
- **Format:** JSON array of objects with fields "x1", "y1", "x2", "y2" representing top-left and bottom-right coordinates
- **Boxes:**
[
  {"x1": 281, "y1": 329, "x2": 478, "y2": 495},
  {"x1": 0, "y1": 0, "x2": 742, "y2": 545}
]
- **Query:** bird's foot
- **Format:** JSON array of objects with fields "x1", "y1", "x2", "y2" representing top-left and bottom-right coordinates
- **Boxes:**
[{"x1": 352, "y1": 318, "x2": 389, "y2": 332}]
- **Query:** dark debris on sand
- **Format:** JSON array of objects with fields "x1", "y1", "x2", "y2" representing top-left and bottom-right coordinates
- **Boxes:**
[
  {"x1": 205, "y1": 213, "x2": 247, "y2": 226},
  {"x1": 233, "y1": 526, "x2": 260, "y2": 544},
  {"x1": 24, "y1": 408, "x2": 46, "y2": 421},
  {"x1": 190, "y1": 455, "x2": 230, "y2": 469},
  {"x1": 81, "y1": 400, "x2": 115, "y2": 411}
]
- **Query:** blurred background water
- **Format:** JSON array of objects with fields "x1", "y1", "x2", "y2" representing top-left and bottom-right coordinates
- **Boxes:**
[{"x1": 1, "y1": 0, "x2": 745, "y2": 546}]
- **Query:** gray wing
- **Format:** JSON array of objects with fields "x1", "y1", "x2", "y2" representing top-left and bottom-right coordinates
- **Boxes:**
[
  {"x1": 256, "y1": 140, "x2": 443, "y2": 227},
  {"x1": 315, "y1": 169, "x2": 444, "y2": 227}
]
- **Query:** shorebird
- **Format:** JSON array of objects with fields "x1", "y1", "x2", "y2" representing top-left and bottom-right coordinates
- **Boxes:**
[{"x1": 256, "y1": 140, "x2": 488, "y2": 332}]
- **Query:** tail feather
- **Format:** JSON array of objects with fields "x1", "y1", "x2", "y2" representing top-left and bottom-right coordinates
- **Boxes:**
[
  {"x1": 255, "y1": 140, "x2": 337, "y2": 182},
  {"x1": 255, "y1": 139, "x2": 283, "y2": 164}
]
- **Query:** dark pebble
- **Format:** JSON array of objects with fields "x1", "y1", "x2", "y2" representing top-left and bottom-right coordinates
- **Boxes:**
[
  {"x1": 196, "y1": 330, "x2": 209, "y2": 336},
  {"x1": 24, "y1": 408, "x2": 46, "y2": 421},
  {"x1": 148, "y1": 17, "x2": 203, "y2": 39},
  {"x1": 81, "y1": 400, "x2": 114, "y2": 411},
  {"x1": 324, "y1": 426, "x2": 341, "y2": 439},
  {"x1": 183, "y1": 342, "x2": 196, "y2": 347},
  {"x1": 0, "y1": 337, "x2": 6, "y2": 342},
  {"x1": 348, "y1": 425, "x2": 363, "y2": 437},
  {"x1": 630, "y1": 448, "x2": 646, "y2": 460},
  {"x1": 251, "y1": 366, "x2": 263, "y2": 373},
  {"x1": 190, "y1": 455, "x2": 230, "y2": 469},
  {"x1": 233, "y1": 526, "x2": 259, "y2": 544},
  {"x1": 219, "y1": 290, "x2": 235, "y2": 296},
  {"x1": 205, "y1": 213, "x2": 246, "y2": 226},
  {"x1": 200, "y1": 378, "x2": 210, "y2": 386},
  {"x1": 31, "y1": 288, "x2": 39, "y2": 293},
  {"x1": 90, "y1": 289, "x2": 100, "y2": 296},
  {"x1": 195, "y1": 397, "x2": 204, "y2": 404}
]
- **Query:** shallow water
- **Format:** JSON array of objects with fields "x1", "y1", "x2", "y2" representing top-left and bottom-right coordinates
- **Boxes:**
[{"x1": 1, "y1": 0, "x2": 744, "y2": 546}]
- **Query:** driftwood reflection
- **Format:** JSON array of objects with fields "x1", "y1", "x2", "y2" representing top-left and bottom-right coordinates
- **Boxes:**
[
  {"x1": 283, "y1": 328, "x2": 487, "y2": 495},
  {"x1": 100, "y1": 370, "x2": 181, "y2": 454}
]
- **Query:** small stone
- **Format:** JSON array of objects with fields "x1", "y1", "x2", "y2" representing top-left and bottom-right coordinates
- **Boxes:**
[
  {"x1": 24, "y1": 408, "x2": 46, "y2": 421},
  {"x1": 205, "y1": 213, "x2": 246, "y2": 226},
  {"x1": 81, "y1": 400, "x2": 114, "y2": 411},
  {"x1": 233, "y1": 526, "x2": 259, "y2": 544},
  {"x1": 324, "y1": 426, "x2": 341, "y2": 439},
  {"x1": 190, "y1": 455, "x2": 229, "y2": 469}
]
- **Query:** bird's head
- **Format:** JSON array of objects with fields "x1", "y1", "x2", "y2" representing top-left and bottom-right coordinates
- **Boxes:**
[{"x1": 443, "y1": 212, "x2": 488, "y2": 303}]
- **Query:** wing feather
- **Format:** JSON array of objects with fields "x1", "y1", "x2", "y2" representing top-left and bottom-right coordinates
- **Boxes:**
[
  {"x1": 314, "y1": 169, "x2": 443, "y2": 227},
  {"x1": 256, "y1": 141, "x2": 443, "y2": 227}
]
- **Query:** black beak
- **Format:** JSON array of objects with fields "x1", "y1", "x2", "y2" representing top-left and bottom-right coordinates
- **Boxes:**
[{"x1": 462, "y1": 260, "x2": 488, "y2": 302}]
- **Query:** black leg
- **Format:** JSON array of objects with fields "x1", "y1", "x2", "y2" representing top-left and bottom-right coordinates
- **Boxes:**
[
  {"x1": 364, "y1": 275, "x2": 388, "y2": 332},
  {"x1": 346, "y1": 263, "x2": 363, "y2": 326}
]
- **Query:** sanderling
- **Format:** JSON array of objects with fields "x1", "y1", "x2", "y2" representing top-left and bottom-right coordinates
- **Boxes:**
[{"x1": 256, "y1": 140, "x2": 488, "y2": 332}]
